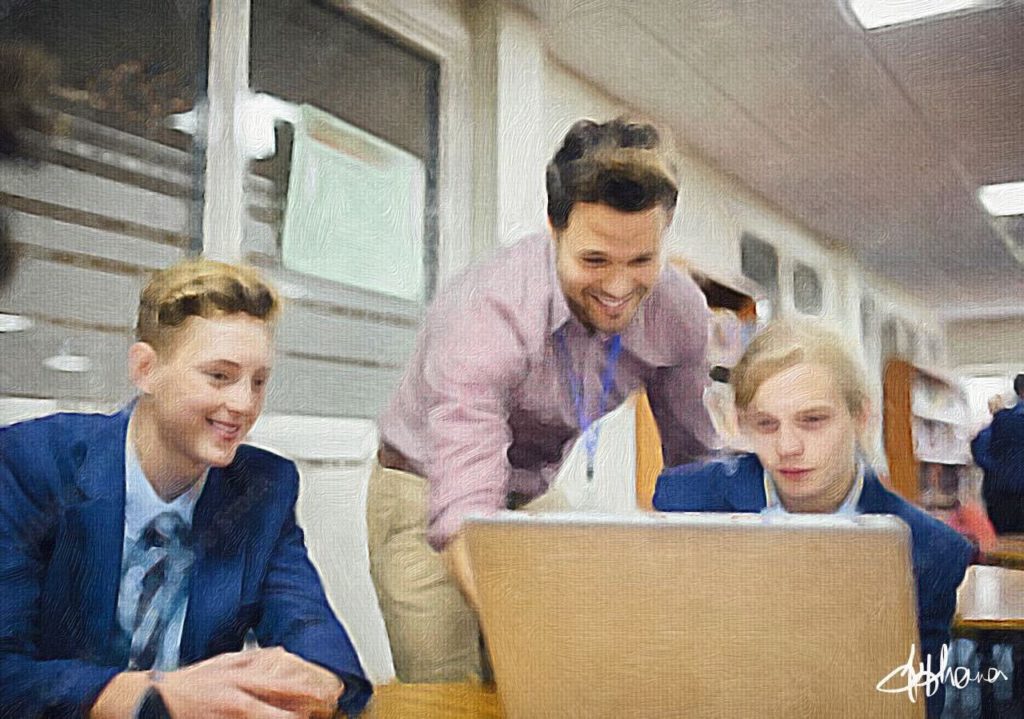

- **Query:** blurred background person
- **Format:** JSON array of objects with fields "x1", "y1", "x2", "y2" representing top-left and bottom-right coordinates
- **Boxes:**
[
  {"x1": 0, "y1": 41, "x2": 58, "y2": 289},
  {"x1": 976, "y1": 375, "x2": 1024, "y2": 534}
]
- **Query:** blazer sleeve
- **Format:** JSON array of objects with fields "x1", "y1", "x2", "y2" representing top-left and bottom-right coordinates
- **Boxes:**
[
  {"x1": 253, "y1": 465, "x2": 372, "y2": 716},
  {"x1": 0, "y1": 435, "x2": 121, "y2": 719},
  {"x1": 970, "y1": 426, "x2": 993, "y2": 473},
  {"x1": 652, "y1": 461, "x2": 730, "y2": 512},
  {"x1": 916, "y1": 529, "x2": 973, "y2": 718}
]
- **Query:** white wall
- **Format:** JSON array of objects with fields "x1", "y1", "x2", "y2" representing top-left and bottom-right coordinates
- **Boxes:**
[{"x1": 246, "y1": 414, "x2": 394, "y2": 683}]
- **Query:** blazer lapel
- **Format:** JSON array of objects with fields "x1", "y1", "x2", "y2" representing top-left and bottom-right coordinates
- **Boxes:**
[
  {"x1": 179, "y1": 464, "x2": 246, "y2": 665},
  {"x1": 722, "y1": 455, "x2": 769, "y2": 512},
  {"x1": 63, "y1": 409, "x2": 130, "y2": 662},
  {"x1": 855, "y1": 471, "x2": 893, "y2": 514}
]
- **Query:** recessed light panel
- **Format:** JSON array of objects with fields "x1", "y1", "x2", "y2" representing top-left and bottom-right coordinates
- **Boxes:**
[
  {"x1": 849, "y1": 0, "x2": 1002, "y2": 30},
  {"x1": 0, "y1": 313, "x2": 32, "y2": 333},
  {"x1": 978, "y1": 181, "x2": 1024, "y2": 217}
]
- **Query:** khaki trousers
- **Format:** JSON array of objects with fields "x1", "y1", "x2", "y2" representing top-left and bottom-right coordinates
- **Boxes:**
[{"x1": 366, "y1": 462, "x2": 483, "y2": 682}]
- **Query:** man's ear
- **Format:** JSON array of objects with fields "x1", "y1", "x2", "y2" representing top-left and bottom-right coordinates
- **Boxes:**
[{"x1": 128, "y1": 342, "x2": 159, "y2": 394}]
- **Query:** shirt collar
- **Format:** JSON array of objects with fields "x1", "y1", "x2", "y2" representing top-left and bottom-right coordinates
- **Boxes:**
[
  {"x1": 762, "y1": 463, "x2": 865, "y2": 516},
  {"x1": 124, "y1": 417, "x2": 207, "y2": 541},
  {"x1": 547, "y1": 233, "x2": 573, "y2": 336}
]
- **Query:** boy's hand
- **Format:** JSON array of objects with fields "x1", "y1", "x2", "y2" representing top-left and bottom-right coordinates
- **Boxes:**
[{"x1": 92, "y1": 648, "x2": 344, "y2": 719}]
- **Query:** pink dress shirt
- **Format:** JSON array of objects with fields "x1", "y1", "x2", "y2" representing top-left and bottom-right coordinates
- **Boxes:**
[{"x1": 378, "y1": 233, "x2": 716, "y2": 549}]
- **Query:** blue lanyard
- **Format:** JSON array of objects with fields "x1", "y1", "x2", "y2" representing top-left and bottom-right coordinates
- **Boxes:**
[{"x1": 556, "y1": 328, "x2": 623, "y2": 480}]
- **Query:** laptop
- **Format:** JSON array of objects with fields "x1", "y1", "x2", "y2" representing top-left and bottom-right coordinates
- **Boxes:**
[{"x1": 465, "y1": 512, "x2": 924, "y2": 718}]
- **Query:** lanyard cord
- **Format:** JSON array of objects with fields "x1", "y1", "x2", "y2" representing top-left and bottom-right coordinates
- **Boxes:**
[{"x1": 555, "y1": 328, "x2": 623, "y2": 480}]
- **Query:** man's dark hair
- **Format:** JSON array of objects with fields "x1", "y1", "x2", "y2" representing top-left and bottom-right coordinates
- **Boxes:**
[
  {"x1": 1014, "y1": 373, "x2": 1024, "y2": 398},
  {"x1": 546, "y1": 117, "x2": 678, "y2": 231}
]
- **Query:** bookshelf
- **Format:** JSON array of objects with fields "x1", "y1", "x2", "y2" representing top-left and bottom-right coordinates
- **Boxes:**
[{"x1": 883, "y1": 358, "x2": 970, "y2": 508}]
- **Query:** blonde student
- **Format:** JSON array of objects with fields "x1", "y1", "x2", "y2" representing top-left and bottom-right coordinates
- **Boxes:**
[
  {"x1": 0, "y1": 260, "x2": 371, "y2": 718},
  {"x1": 654, "y1": 319, "x2": 972, "y2": 719}
]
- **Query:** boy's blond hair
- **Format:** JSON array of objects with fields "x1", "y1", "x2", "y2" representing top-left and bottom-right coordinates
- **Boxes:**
[
  {"x1": 731, "y1": 319, "x2": 868, "y2": 416},
  {"x1": 136, "y1": 259, "x2": 280, "y2": 354}
]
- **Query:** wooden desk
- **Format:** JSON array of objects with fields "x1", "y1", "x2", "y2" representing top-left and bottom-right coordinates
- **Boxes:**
[
  {"x1": 360, "y1": 683, "x2": 502, "y2": 718},
  {"x1": 983, "y1": 534, "x2": 1024, "y2": 570},
  {"x1": 955, "y1": 564, "x2": 1024, "y2": 635}
]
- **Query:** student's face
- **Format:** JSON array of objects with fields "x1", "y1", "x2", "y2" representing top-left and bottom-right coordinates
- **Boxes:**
[
  {"x1": 554, "y1": 202, "x2": 667, "y2": 334},
  {"x1": 132, "y1": 313, "x2": 273, "y2": 470},
  {"x1": 741, "y1": 362, "x2": 866, "y2": 512}
]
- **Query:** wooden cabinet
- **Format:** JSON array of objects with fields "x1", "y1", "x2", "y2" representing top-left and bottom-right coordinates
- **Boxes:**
[{"x1": 883, "y1": 358, "x2": 970, "y2": 507}]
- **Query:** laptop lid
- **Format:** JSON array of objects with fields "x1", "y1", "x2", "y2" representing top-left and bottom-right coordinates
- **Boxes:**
[{"x1": 466, "y1": 512, "x2": 923, "y2": 719}]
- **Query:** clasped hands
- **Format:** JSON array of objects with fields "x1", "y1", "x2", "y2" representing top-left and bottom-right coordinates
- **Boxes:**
[{"x1": 92, "y1": 646, "x2": 344, "y2": 719}]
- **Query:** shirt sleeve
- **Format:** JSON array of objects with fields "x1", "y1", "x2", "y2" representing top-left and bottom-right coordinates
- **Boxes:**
[
  {"x1": 645, "y1": 300, "x2": 716, "y2": 467},
  {"x1": 420, "y1": 295, "x2": 529, "y2": 550}
]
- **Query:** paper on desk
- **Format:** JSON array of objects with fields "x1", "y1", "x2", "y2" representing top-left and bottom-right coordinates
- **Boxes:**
[{"x1": 524, "y1": 392, "x2": 641, "y2": 515}]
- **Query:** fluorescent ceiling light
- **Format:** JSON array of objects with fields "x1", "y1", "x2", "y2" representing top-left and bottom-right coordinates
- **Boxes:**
[
  {"x1": 978, "y1": 181, "x2": 1024, "y2": 216},
  {"x1": 43, "y1": 353, "x2": 92, "y2": 373},
  {"x1": 43, "y1": 339, "x2": 91, "y2": 373},
  {"x1": 849, "y1": 0, "x2": 1002, "y2": 29},
  {"x1": 0, "y1": 313, "x2": 32, "y2": 333}
]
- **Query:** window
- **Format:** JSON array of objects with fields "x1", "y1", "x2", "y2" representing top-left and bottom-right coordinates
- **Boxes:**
[
  {"x1": 740, "y1": 233, "x2": 778, "y2": 319},
  {"x1": 0, "y1": 0, "x2": 206, "y2": 406},
  {"x1": 248, "y1": 0, "x2": 439, "y2": 302},
  {"x1": 793, "y1": 262, "x2": 822, "y2": 315},
  {"x1": 242, "y1": 0, "x2": 441, "y2": 418}
]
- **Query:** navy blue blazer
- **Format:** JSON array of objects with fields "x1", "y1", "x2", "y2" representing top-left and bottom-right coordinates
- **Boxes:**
[
  {"x1": 971, "y1": 425, "x2": 994, "y2": 473},
  {"x1": 0, "y1": 410, "x2": 371, "y2": 718},
  {"x1": 654, "y1": 454, "x2": 973, "y2": 718},
  {"x1": 987, "y1": 402, "x2": 1024, "y2": 495}
]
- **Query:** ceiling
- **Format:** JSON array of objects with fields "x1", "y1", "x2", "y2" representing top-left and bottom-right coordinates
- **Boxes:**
[{"x1": 509, "y1": 0, "x2": 1024, "y2": 318}]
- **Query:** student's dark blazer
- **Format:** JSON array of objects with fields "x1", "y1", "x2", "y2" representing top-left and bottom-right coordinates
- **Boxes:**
[
  {"x1": 0, "y1": 409, "x2": 371, "y2": 718},
  {"x1": 988, "y1": 402, "x2": 1024, "y2": 494},
  {"x1": 654, "y1": 453, "x2": 973, "y2": 718}
]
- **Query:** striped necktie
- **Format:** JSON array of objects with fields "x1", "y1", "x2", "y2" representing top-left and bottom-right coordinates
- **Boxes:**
[{"x1": 127, "y1": 511, "x2": 194, "y2": 671}]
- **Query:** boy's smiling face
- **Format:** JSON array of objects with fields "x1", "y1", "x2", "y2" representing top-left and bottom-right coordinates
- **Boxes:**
[{"x1": 132, "y1": 313, "x2": 274, "y2": 475}]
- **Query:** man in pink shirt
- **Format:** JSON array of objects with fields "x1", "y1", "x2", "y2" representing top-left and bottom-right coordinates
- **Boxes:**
[{"x1": 369, "y1": 118, "x2": 716, "y2": 682}]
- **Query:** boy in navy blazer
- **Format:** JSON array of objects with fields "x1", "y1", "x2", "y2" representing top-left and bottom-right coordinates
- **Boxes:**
[{"x1": 0, "y1": 260, "x2": 371, "y2": 718}]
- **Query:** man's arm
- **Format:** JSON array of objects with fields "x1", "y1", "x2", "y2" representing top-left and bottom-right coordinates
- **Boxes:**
[
  {"x1": 645, "y1": 304, "x2": 716, "y2": 467},
  {"x1": 970, "y1": 426, "x2": 993, "y2": 472},
  {"x1": 442, "y1": 531, "x2": 481, "y2": 612},
  {"x1": 419, "y1": 296, "x2": 528, "y2": 554}
]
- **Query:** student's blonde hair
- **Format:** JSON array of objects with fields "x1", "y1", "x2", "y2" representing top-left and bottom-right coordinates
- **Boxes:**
[
  {"x1": 731, "y1": 319, "x2": 868, "y2": 416},
  {"x1": 136, "y1": 259, "x2": 280, "y2": 354}
]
